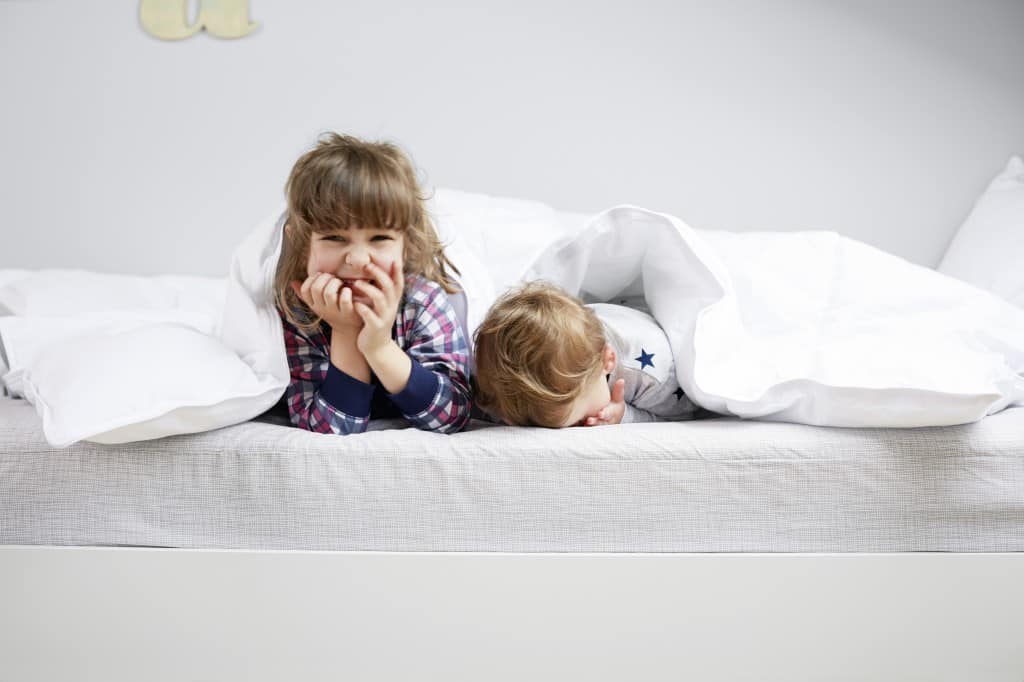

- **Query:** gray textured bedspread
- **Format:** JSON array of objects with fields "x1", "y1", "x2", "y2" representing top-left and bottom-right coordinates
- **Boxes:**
[{"x1": 2, "y1": 397, "x2": 1022, "y2": 552}]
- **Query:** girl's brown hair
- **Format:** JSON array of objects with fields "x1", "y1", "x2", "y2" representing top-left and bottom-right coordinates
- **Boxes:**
[
  {"x1": 274, "y1": 132, "x2": 460, "y2": 332},
  {"x1": 473, "y1": 281, "x2": 607, "y2": 427}
]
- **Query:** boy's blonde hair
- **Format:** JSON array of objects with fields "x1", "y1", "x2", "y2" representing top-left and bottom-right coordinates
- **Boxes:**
[
  {"x1": 274, "y1": 132, "x2": 460, "y2": 332},
  {"x1": 474, "y1": 281, "x2": 606, "y2": 427}
]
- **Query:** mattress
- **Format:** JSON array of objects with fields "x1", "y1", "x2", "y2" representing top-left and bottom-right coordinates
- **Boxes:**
[{"x1": 1, "y1": 396, "x2": 1023, "y2": 552}]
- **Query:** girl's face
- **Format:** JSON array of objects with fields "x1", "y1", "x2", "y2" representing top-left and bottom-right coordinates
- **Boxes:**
[{"x1": 306, "y1": 226, "x2": 405, "y2": 302}]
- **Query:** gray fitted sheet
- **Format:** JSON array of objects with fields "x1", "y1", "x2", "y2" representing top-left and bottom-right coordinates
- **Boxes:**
[{"x1": 1, "y1": 397, "x2": 1023, "y2": 552}]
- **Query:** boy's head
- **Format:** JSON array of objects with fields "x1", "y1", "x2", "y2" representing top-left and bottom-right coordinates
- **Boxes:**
[{"x1": 474, "y1": 282, "x2": 617, "y2": 427}]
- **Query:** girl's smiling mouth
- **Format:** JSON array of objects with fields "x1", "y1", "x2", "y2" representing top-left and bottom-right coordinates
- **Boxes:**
[
  {"x1": 340, "y1": 277, "x2": 376, "y2": 287},
  {"x1": 340, "y1": 277, "x2": 381, "y2": 303}
]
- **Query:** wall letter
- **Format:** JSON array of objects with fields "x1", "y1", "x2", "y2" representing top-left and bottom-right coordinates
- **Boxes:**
[{"x1": 140, "y1": 0, "x2": 259, "y2": 41}]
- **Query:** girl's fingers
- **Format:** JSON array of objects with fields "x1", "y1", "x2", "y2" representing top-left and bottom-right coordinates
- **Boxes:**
[
  {"x1": 354, "y1": 301, "x2": 383, "y2": 326},
  {"x1": 311, "y1": 273, "x2": 333, "y2": 308},
  {"x1": 368, "y1": 257, "x2": 404, "y2": 300},
  {"x1": 293, "y1": 280, "x2": 314, "y2": 308},
  {"x1": 324, "y1": 277, "x2": 342, "y2": 306},
  {"x1": 365, "y1": 261, "x2": 393, "y2": 299},
  {"x1": 353, "y1": 278, "x2": 387, "y2": 310},
  {"x1": 338, "y1": 285, "x2": 353, "y2": 310},
  {"x1": 299, "y1": 277, "x2": 314, "y2": 306},
  {"x1": 319, "y1": 273, "x2": 340, "y2": 309},
  {"x1": 305, "y1": 275, "x2": 328, "y2": 308}
]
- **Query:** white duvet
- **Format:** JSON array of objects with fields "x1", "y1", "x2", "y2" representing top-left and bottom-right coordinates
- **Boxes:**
[
  {"x1": 526, "y1": 206, "x2": 1024, "y2": 427},
  {"x1": 1, "y1": 190, "x2": 1022, "y2": 446}
]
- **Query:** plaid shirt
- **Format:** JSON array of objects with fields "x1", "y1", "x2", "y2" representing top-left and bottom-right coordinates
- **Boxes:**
[{"x1": 281, "y1": 274, "x2": 472, "y2": 435}]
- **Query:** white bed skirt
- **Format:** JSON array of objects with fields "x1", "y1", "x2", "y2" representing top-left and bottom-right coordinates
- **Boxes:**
[{"x1": 2, "y1": 546, "x2": 1022, "y2": 681}]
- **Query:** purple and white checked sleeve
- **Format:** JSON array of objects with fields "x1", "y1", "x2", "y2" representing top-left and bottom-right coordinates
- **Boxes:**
[
  {"x1": 392, "y1": 276, "x2": 473, "y2": 434},
  {"x1": 281, "y1": 317, "x2": 371, "y2": 435}
]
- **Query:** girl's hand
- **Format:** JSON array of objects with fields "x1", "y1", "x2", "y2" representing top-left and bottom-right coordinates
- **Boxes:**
[
  {"x1": 584, "y1": 379, "x2": 627, "y2": 426},
  {"x1": 353, "y1": 257, "x2": 405, "y2": 356},
  {"x1": 291, "y1": 273, "x2": 363, "y2": 331}
]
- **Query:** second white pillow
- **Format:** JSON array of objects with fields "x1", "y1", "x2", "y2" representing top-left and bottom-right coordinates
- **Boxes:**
[{"x1": 939, "y1": 156, "x2": 1024, "y2": 308}]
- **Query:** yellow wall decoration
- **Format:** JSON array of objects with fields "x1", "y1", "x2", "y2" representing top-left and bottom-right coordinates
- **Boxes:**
[{"x1": 140, "y1": 0, "x2": 259, "y2": 40}]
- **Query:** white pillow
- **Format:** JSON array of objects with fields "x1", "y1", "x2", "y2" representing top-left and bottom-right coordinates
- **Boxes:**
[
  {"x1": 0, "y1": 208, "x2": 290, "y2": 447},
  {"x1": 13, "y1": 323, "x2": 284, "y2": 446},
  {"x1": 939, "y1": 156, "x2": 1024, "y2": 308},
  {"x1": 428, "y1": 188, "x2": 590, "y2": 297},
  {"x1": 428, "y1": 187, "x2": 592, "y2": 347},
  {"x1": 0, "y1": 269, "x2": 225, "y2": 320}
]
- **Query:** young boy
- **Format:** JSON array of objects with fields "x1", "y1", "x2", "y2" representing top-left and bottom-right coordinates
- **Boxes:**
[{"x1": 473, "y1": 281, "x2": 698, "y2": 427}]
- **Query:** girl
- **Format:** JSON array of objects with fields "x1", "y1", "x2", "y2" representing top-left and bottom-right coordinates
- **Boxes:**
[{"x1": 273, "y1": 133, "x2": 472, "y2": 435}]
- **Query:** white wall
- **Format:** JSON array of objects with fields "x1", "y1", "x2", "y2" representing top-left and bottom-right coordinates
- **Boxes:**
[{"x1": 1, "y1": 0, "x2": 1022, "y2": 276}]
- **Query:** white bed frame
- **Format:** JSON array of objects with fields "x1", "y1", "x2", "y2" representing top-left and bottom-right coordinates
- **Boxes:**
[{"x1": 2, "y1": 546, "x2": 1022, "y2": 681}]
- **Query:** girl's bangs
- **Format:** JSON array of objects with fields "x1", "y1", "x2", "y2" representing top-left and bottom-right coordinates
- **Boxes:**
[{"x1": 327, "y1": 167, "x2": 417, "y2": 233}]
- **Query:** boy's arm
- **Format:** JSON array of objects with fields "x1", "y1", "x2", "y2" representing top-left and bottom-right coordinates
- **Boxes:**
[
  {"x1": 615, "y1": 363, "x2": 699, "y2": 423},
  {"x1": 586, "y1": 377, "x2": 670, "y2": 425},
  {"x1": 282, "y1": 316, "x2": 373, "y2": 435},
  {"x1": 621, "y1": 402, "x2": 661, "y2": 423}
]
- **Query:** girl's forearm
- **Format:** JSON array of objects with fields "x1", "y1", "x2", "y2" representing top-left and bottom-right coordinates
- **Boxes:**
[
  {"x1": 363, "y1": 340, "x2": 412, "y2": 395},
  {"x1": 330, "y1": 328, "x2": 371, "y2": 383}
]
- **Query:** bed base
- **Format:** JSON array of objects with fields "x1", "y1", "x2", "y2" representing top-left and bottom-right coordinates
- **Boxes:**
[{"x1": 2, "y1": 546, "x2": 1023, "y2": 681}]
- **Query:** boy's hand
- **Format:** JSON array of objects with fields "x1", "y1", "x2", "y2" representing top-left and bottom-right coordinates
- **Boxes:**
[
  {"x1": 291, "y1": 273, "x2": 363, "y2": 331},
  {"x1": 353, "y1": 258, "x2": 404, "y2": 356},
  {"x1": 584, "y1": 379, "x2": 626, "y2": 426}
]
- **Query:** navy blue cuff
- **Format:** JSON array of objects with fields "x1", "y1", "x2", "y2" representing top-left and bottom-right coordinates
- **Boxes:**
[
  {"x1": 387, "y1": 356, "x2": 440, "y2": 415},
  {"x1": 320, "y1": 363, "x2": 374, "y2": 417}
]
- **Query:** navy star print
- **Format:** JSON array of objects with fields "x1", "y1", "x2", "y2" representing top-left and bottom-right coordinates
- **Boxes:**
[
  {"x1": 673, "y1": 387, "x2": 685, "y2": 400},
  {"x1": 635, "y1": 348, "x2": 655, "y2": 370}
]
